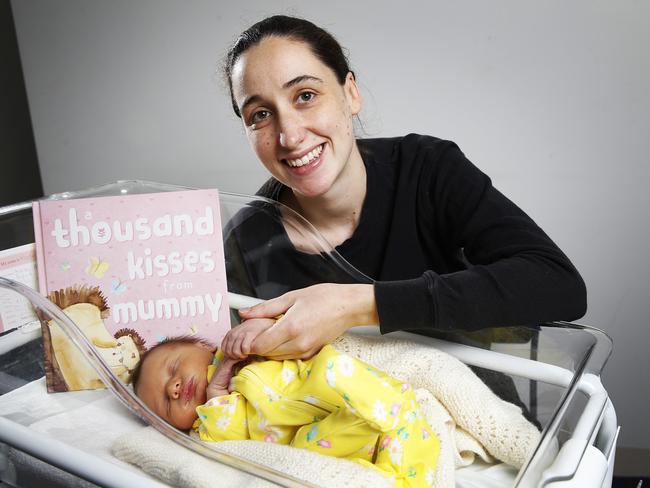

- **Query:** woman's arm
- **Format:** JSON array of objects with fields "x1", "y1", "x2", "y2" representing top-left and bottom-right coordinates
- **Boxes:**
[{"x1": 375, "y1": 138, "x2": 587, "y2": 333}]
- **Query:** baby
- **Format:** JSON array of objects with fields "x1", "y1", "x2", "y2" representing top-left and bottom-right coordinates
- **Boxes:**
[{"x1": 134, "y1": 337, "x2": 439, "y2": 487}]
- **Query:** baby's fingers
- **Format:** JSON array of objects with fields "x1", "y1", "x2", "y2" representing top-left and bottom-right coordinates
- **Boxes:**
[
  {"x1": 221, "y1": 329, "x2": 244, "y2": 359},
  {"x1": 220, "y1": 330, "x2": 233, "y2": 356},
  {"x1": 239, "y1": 330, "x2": 256, "y2": 357},
  {"x1": 230, "y1": 331, "x2": 248, "y2": 359}
]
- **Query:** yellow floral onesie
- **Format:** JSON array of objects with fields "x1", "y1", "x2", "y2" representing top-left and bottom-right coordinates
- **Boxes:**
[{"x1": 193, "y1": 345, "x2": 440, "y2": 487}]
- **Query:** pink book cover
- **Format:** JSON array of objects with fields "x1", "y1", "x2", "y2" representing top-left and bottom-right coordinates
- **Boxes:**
[{"x1": 32, "y1": 189, "x2": 230, "y2": 392}]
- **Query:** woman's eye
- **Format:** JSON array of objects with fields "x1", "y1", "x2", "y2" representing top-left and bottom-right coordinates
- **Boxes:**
[
  {"x1": 297, "y1": 91, "x2": 316, "y2": 103},
  {"x1": 250, "y1": 110, "x2": 270, "y2": 125}
]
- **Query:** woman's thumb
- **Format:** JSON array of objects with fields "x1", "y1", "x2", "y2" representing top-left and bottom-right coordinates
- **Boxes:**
[{"x1": 238, "y1": 296, "x2": 288, "y2": 318}]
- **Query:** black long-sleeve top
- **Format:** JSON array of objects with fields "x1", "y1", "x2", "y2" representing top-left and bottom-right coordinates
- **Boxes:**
[{"x1": 225, "y1": 134, "x2": 587, "y2": 333}]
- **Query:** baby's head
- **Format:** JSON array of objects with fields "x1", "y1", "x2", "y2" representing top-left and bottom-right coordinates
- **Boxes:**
[{"x1": 133, "y1": 336, "x2": 214, "y2": 430}]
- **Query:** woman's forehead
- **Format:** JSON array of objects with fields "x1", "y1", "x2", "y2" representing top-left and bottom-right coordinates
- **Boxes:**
[{"x1": 231, "y1": 37, "x2": 335, "y2": 98}]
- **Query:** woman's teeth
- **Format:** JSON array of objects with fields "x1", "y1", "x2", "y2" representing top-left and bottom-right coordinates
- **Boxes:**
[{"x1": 286, "y1": 144, "x2": 323, "y2": 167}]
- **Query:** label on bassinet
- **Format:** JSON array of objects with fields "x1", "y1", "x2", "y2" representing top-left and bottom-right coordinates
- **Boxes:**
[{"x1": 32, "y1": 189, "x2": 230, "y2": 392}]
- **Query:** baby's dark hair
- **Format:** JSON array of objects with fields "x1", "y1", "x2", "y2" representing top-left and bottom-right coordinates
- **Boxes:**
[{"x1": 131, "y1": 335, "x2": 215, "y2": 394}]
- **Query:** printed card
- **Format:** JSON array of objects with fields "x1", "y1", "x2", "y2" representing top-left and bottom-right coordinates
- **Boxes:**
[{"x1": 0, "y1": 243, "x2": 39, "y2": 334}]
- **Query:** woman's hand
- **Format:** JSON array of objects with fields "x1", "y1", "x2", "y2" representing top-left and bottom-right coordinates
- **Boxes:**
[{"x1": 239, "y1": 283, "x2": 378, "y2": 360}]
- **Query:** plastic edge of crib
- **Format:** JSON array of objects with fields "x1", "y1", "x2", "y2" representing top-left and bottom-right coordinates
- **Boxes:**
[
  {"x1": 0, "y1": 417, "x2": 169, "y2": 488},
  {"x1": 517, "y1": 378, "x2": 618, "y2": 488}
]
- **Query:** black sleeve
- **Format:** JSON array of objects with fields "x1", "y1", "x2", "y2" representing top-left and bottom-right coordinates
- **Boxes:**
[{"x1": 375, "y1": 142, "x2": 587, "y2": 333}]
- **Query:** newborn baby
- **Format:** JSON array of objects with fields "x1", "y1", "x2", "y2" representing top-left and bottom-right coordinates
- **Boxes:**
[{"x1": 134, "y1": 336, "x2": 439, "y2": 487}]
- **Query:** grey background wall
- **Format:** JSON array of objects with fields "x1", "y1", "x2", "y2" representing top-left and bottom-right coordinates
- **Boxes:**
[{"x1": 11, "y1": 1, "x2": 650, "y2": 450}]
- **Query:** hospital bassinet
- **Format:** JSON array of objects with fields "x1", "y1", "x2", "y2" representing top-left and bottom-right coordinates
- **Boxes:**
[{"x1": 0, "y1": 181, "x2": 618, "y2": 487}]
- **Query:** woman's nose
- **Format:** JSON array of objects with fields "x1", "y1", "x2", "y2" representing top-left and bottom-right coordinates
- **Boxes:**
[
  {"x1": 278, "y1": 113, "x2": 305, "y2": 149},
  {"x1": 167, "y1": 378, "x2": 181, "y2": 399}
]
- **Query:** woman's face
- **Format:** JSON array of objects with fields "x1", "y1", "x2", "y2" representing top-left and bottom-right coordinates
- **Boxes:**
[{"x1": 231, "y1": 36, "x2": 362, "y2": 199}]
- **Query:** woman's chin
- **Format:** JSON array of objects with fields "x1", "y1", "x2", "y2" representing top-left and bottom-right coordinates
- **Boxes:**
[
  {"x1": 293, "y1": 173, "x2": 337, "y2": 199},
  {"x1": 291, "y1": 181, "x2": 333, "y2": 199}
]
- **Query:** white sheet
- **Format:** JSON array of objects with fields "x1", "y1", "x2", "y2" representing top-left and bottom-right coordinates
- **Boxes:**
[{"x1": 0, "y1": 378, "x2": 153, "y2": 480}]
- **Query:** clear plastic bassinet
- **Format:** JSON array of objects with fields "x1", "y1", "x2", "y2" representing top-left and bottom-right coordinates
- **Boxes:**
[{"x1": 0, "y1": 180, "x2": 618, "y2": 488}]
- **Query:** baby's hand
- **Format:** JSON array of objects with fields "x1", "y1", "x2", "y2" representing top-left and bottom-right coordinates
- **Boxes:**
[
  {"x1": 220, "y1": 317, "x2": 278, "y2": 359},
  {"x1": 206, "y1": 356, "x2": 240, "y2": 400}
]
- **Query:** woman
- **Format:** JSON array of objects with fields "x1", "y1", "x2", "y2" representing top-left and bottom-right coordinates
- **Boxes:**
[{"x1": 220, "y1": 15, "x2": 586, "y2": 361}]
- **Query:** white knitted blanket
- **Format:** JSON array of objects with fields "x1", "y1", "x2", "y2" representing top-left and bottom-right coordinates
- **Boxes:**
[{"x1": 112, "y1": 334, "x2": 540, "y2": 487}]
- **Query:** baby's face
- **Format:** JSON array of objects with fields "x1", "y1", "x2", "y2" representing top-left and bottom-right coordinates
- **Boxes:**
[{"x1": 136, "y1": 342, "x2": 213, "y2": 429}]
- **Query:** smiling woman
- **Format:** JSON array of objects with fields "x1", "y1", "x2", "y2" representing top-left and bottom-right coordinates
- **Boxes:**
[
  {"x1": 231, "y1": 36, "x2": 364, "y2": 206},
  {"x1": 219, "y1": 15, "x2": 587, "y2": 365}
]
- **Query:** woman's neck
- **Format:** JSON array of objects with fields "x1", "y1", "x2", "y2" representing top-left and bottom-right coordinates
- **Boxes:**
[{"x1": 286, "y1": 144, "x2": 367, "y2": 247}]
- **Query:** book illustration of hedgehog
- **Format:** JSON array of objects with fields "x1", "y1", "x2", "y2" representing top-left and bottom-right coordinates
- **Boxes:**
[{"x1": 44, "y1": 285, "x2": 146, "y2": 391}]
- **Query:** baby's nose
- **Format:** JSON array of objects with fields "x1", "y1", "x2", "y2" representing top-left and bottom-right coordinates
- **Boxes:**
[{"x1": 167, "y1": 378, "x2": 181, "y2": 399}]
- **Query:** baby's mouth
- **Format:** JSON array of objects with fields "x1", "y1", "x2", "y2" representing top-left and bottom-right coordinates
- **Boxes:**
[{"x1": 284, "y1": 143, "x2": 324, "y2": 168}]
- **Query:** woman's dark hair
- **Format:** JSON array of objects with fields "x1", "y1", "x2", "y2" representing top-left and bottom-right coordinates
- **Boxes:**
[{"x1": 224, "y1": 15, "x2": 353, "y2": 117}]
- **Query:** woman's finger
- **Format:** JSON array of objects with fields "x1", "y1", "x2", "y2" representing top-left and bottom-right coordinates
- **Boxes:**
[
  {"x1": 263, "y1": 340, "x2": 321, "y2": 360},
  {"x1": 222, "y1": 318, "x2": 277, "y2": 357},
  {"x1": 248, "y1": 317, "x2": 293, "y2": 355},
  {"x1": 238, "y1": 293, "x2": 293, "y2": 319}
]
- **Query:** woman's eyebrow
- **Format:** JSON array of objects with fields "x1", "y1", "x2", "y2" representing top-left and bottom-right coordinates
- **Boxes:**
[
  {"x1": 282, "y1": 75, "x2": 323, "y2": 89},
  {"x1": 241, "y1": 94, "x2": 263, "y2": 113}
]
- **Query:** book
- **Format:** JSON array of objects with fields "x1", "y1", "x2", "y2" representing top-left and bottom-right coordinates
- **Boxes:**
[
  {"x1": 32, "y1": 189, "x2": 230, "y2": 392},
  {"x1": 0, "y1": 243, "x2": 39, "y2": 334}
]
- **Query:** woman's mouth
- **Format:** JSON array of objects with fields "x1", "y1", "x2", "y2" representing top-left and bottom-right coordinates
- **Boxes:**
[{"x1": 283, "y1": 144, "x2": 324, "y2": 173}]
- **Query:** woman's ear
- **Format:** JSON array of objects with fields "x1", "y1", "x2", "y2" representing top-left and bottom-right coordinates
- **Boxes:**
[{"x1": 344, "y1": 71, "x2": 362, "y2": 116}]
